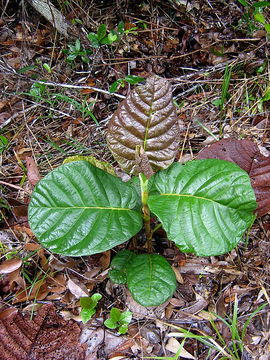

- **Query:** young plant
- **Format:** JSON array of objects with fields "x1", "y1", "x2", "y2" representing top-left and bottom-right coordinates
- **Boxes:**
[
  {"x1": 212, "y1": 64, "x2": 232, "y2": 110},
  {"x1": 87, "y1": 24, "x2": 118, "y2": 48},
  {"x1": 167, "y1": 297, "x2": 267, "y2": 359},
  {"x1": 104, "y1": 307, "x2": 132, "y2": 334},
  {"x1": 109, "y1": 75, "x2": 145, "y2": 93},
  {"x1": 80, "y1": 293, "x2": 102, "y2": 323},
  {"x1": 28, "y1": 76, "x2": 257, "y2": 307},
  {"x1": 87, "y1": 21, "x2": 138, "y2": 48},
  {"x1": 64, "y1": 39, "x2": 92, "y2": 63},
  {"x1": 237, "y1": 0, "x2": 270, "y2": 34},
  {"x1": 0, "y1": 135, "x2": 9, "y2": 154}
]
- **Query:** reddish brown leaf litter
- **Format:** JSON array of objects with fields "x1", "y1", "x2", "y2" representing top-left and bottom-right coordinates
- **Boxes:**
[
  {"x1": 0, "y1": 304, "x2": 86, "y2": 360},
  {"x1": 0, "y1": 258, "x2": 22, "y2": 274},
  {"x1": 26, "y1": 156, "x2": 41, "y2": 186},
  {"x1": 197, "y1": 138, "x2": 270, "y2": 217}
]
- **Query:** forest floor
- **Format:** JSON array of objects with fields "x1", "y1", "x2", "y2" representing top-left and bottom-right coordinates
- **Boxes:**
[{"x1": 0, "y1": 1, "x2": 270, "y2": 359}]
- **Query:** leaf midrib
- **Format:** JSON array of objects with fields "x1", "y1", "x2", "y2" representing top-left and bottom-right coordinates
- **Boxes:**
[
  {"x1": 33, "y1": 206, "x2": 133, "y2": 211},
  {"x1": 160, "y1": 193, "x2": 215, "y2": 202},
  {"x1": 159, "y1": 193, "x2": 229, "y2": 208}
]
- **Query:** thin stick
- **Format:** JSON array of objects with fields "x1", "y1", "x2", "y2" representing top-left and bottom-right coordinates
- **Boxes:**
[
  {"x1": 0, "y1": 104, "x2": 39, "y2": 129},
  {"x1": 29, "y1": 80, "x2": 126, "y2": 99},
  {"x1": 0, "y1": 180, "x2": 31, "y2": 194}
]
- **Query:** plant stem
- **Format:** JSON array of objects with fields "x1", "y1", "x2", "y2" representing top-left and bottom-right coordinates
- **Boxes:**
[{"x1": 139, "y1": 173, "x2": 152, "y2": 252}]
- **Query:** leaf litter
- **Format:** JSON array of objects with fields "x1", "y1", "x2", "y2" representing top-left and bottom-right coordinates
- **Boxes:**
[{"x1": 0, "y1": 0, "x2": 270, "y2": 359}]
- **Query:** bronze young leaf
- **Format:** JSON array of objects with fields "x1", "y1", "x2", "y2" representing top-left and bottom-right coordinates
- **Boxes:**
[{"x1": 106, "y1": 76, "x2": 180, "y2": 175}]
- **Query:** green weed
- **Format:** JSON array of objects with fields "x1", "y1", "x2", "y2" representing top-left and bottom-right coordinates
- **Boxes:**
[
  {"x1": 87, "y1": 21, "x2": 138, "y2": 49},
  {"x1": 109, "y1": 75, "x2": 145, "y2": 93},
  {"x1": 104, "y1": 307, "x2": 132, "y2": 334},
  {"x1": 167, "y1": 296, "x2": 267, "y2": 360},
  {"x1": 80, "y1": 293, "x2": 102, "y2": 323},
  {"x1": 63, "y1": 39, "x2": 92, "y2": 63},
  {"x1": 237, "y1": 1, "x2": 270, "y2": 34}
]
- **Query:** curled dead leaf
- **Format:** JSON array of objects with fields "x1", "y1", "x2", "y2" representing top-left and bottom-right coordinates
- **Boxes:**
[{"x1": 0, "y1": 258, "x2": 22, "y2": 274}]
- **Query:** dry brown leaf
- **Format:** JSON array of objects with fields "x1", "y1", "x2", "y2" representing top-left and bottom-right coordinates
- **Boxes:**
[
  {"x1": 7, "y1": 267, "x2": 26, "y2": 290},
  {"x1": 166, "y1": 337, "x2": 196, "y2": 359},
  {"x1": 197, "y1": 138, "x2": 270, "y2": 216},
  {"x1": 172, "y1": 267, "x2": 184, "y2": 284},
  {"x1": 0, "y1": 304, "x2": 86, "y2": 360},
  {"x1": 67, "y1": 278, "x2": 89, "y2": 298},
  {"x1": 13, "y1": 281, "x2": 49, "y2": 304},
  {"x1": 0, "y1": 258, "x2": 22, "y2": 274},
  {"x1": 0, "y1": 308, "x2": 18, "y2": 320},
  {"x1": 26, "y1": 156, "x2": 41, "y2": 186}
]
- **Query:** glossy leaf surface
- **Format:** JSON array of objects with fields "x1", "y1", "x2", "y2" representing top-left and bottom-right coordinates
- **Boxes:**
[
  {"x1": 109, "y1": 250, "x2": 136, "y2": 284},
  {"x1": 28, "y1": 161, "x2": 142, "y2": 256},
  {"x1": 63, "y1": 155, "x2": 115, "y2": 175},
  {"x1": 127, "y1": 254, "x2": 177, "y2": 307},
  {"x1": 107, "y1": 76, "x2": 180, "y2": 174},
  {"x1": 148, "y1": 159, "x2": 257, "y2": 256}
]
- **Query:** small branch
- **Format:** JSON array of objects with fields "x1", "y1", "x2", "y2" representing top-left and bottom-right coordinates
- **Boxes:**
[
  {"x1": 0, "y1": 181, "x2": 31, "y2": 194},
  {"x1": 0, "y1": 104, "x2": 39, "y2": 129},
  {"x1": 30, "y1": 80, "x2": 126, "y2": 99}
]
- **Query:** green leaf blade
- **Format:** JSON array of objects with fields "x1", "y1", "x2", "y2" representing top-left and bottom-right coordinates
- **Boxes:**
[
  {"x1": 109, "y1": 250, "x2": 136, "y2": 284},
  {"x1": 97, "y1": 24, "x2": 107, "y2": 41},
  {"x1": 81, "y1": 308, "x2": 96, "y2": 323},
  {"x1": 126, "y1": 254, "x2": 177, "y2": 307},
  {"x1": 104, "y1": 318, "x2": 118, "y2": 329},
  {"x1": 109, "y1": 307, "x2": 121, "y2": 322},
  {"x1": 28, "y1": 161, "x2": 143, "y2": 256},
  {"x1": 148, "y1": 159, "x2": 257, "y2": 256},
  {"x1": 119, "y1": 311, "x2": 132, "y2": 324}
]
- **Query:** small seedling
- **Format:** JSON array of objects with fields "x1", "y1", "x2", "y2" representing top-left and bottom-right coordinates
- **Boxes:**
[
  {"x1": 80, "y1": 293, "x2": 102, "y2": 323},
  {"x1": 42, "y1": 63, "x2": 52, "y2": 74},
  {"x1": 104, "y1": 307, "x2": 132, "y2": 334},
  {"x1": 87, "y1": 24, "x2": 118, "y2": 48},
  {"x1": 117, "y1": 21, "x2": 138, "y2": 36},
  {"x1": 87, "y1": 21, "x2": 138, "y2": 49},
  {"x1": 26, "y1": 82, "x2": 47, "y2": 99},
  {"x1": 64, "y1": 39, "x2": 92, "y2": 63},
  {"x1": 109, "y1": 75, "x2": 145, "y2": 93},
  {"x1": 212, "y1": 64, "x2": 232, "y2": 110},
  {"x1": 237, "y1": 0, "x2": 270, "y2": 34},
  {"x1": 0, "y1": 135, "x2": 9, "y2": 154}
]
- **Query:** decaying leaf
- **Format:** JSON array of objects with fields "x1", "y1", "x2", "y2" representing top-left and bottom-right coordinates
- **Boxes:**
[
  {"x1": 165, "y1": 337, "x2": 196, "y2": 359},
  {"x1": 0, "y1": 304, "x2": 86, "y2": 360},
  {"x1": 26, "y1": 156, "x2": 41, "y2": 186},
  {"x1": 107, "y1": 76, "x2": 180, "y2": 174},
  {"x1": 67, "y1": 278, "x2": 89, "y2": 298},
  {"x1": 0, "y1": 258, "x2": 22, "y2": 274},
  {"x1": 197, "y1": 138, "x2": 270, "y2": 216}
]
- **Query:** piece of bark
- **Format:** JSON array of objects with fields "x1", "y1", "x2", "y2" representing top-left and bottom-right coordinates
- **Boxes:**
[{"x1": 26, "y1": 0, "x2": 82, "y2": 40}]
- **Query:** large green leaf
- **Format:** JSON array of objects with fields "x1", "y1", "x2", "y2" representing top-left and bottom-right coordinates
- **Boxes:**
[
  {"x1": 148, "y1": 159, "x2": 257, "y2": 256},
  {"x1": 63, "y1": 155, "x2": 115, "y2": 175},
  {"x1": 28, "y1": 161, "x2": 143, "y2": 256},
  {"x1": 106, "y1": 76, "x2": 180, "y2": 175},
  {"x1": 109, "y1": 250, "x2": 136, "y2": 284},
  {"x1": 126, "y1": 254, "x2": 177, "y2": 307}
]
